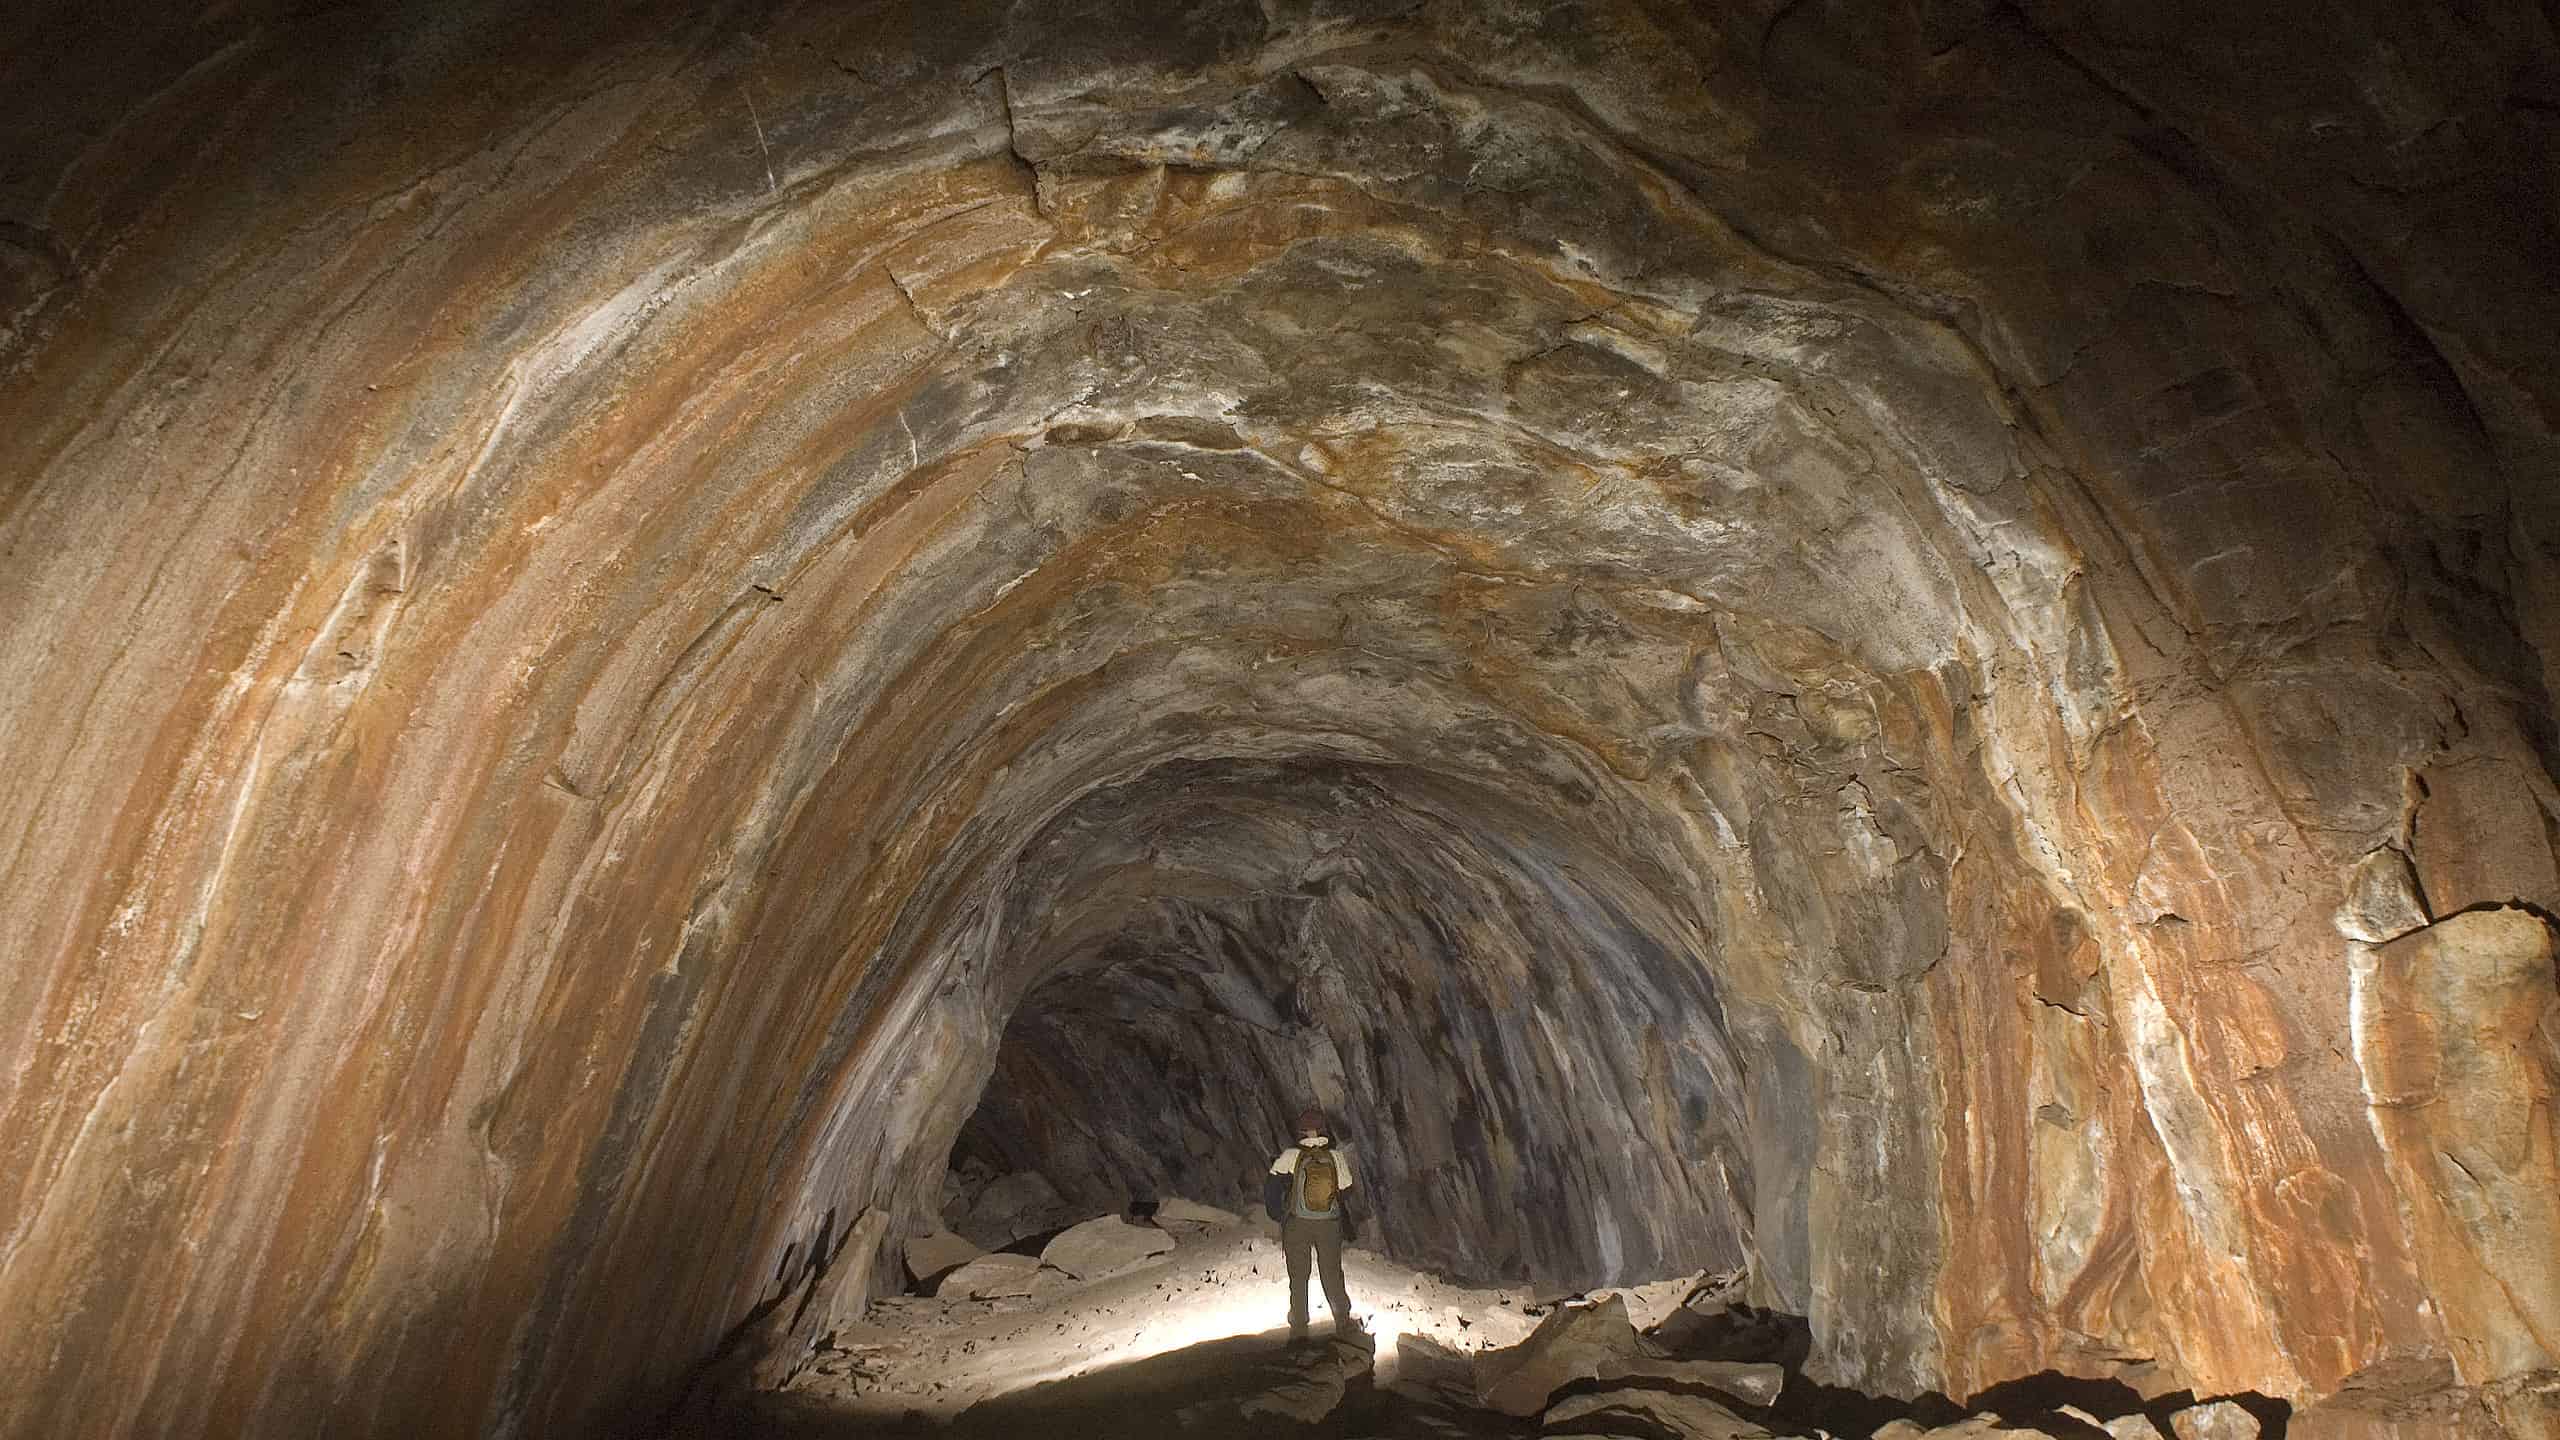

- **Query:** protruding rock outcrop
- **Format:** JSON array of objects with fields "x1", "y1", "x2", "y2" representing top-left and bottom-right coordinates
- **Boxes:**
[{"x1": 2352, "y1": 908, "x2": 2560, "y2": 1382}]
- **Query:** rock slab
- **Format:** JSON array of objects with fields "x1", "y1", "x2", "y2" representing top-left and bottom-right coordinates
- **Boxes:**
[
  {"x1": 1544, "y1": 1386, "x2": 1774, "y2": 1440},
  {"x1": 1038, "y1": 1216, "x2": 1175, "y2": 1281},
  {"x1": 1156, "y1": 1196, "x2": 1242, "y2": 1228},
  {"x1": 1477, "y1": 1294, "x2": 1643, "y2": 1416},
  {"x1": 936, "y1": 1251, "x2": 1040, "y2": 1299},
  {"x1": 902, "y1": 1230, "x2": 981, "y2": 1284}
]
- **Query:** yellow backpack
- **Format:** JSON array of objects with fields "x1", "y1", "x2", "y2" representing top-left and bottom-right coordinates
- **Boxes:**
[{"x1": 1297, "y1": 1148, "x2": 1340, "y2": 1212}]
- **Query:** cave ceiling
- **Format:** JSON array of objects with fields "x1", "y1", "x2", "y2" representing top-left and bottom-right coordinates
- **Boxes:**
[{"x1": 1, "y1": 2, "x2": 2557, "y2": 1437}]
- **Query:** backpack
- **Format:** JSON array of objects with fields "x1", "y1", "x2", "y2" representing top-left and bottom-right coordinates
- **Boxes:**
[{"x1": 1296, "y1": 1148, "x2": 1340, "y2": 1213}]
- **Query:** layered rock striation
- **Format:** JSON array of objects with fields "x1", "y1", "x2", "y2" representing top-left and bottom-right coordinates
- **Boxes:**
[{"x1": 1, "y1": 1, "x2": 2556, "y2": 1436}]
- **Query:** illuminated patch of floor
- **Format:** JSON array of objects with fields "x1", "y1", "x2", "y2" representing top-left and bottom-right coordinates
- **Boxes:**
[
  {"x1": 754, "y1": 1223, "x2": 1556, "y2": 1434},
  {"x1": 753, "y1": 1327, "x2": 1535, "y2": 1438}
]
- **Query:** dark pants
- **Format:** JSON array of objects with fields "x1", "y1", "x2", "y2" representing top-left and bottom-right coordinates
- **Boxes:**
[{"x1": 1281, "y1": 1214, "x2": 1351, "y2": 1335}]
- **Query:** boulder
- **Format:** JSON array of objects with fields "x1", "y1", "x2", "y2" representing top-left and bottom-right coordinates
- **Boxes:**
[
  {"x1": 1470, "y1": 1290, "x2": 1783, "y2": 1414},
  {"x1": 940, "y1": 1159, "x2": 997, "y2": 1229},
  {"x1": 1648, "y1": 1303, "x2": 1807, "y2": 1368},
  {"x1": 936, "y1": 1251, "x2": 1040, "y2": 1299},
  {"x1": 1476, "y1": 1294, "x2": 1644, "y2": 1416},
  {"x1": 901, "y1": 1230, "x2": 980, "y2": 1284},
  {"x1": 1156, "y1": 1196, "x2": 1243, "y2": 1228},
  {"x1": 1236, "y1": 1352, "x2": 1353, "y2": 1426},
  {"x1": 957, "y1": 1171, "x2": 1066, "y2": 1249},
  {"x1": 1038, "y1": 1215, "x2": 1176, "y2": 1280},
  {"x1": 2170, "y1": 1402, "x2": 2261, "y2": 1440},
  {"x1": 1543, "y1": 1386, "x2": 1774, "y2": 1439},
  {"x1": 2061, "y1": 1405, "x2": 2170, "y2": 1440},
  {"x1": 2335, "y1": 847, "x2": 2431, "y2": 943},
  {"x1": 1387, "y1": 1331, "x2": 1477, "y2": 1395},
  {"x1": 1611, "y1": 1357, "x2": 1785, "y2": 1407},
  {"x1": 1611, "y1": 1271, "x2": 1710, "y2": 1331}
]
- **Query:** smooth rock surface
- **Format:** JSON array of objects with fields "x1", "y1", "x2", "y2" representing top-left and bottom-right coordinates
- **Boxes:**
[
  {"x1": 902, "y1": 1231, "x2": 983, "y2": 1285},
  {"x1": 1038, "y1": 1216, "x2": 1177, "y2": 1282},
  {"x1": 1026, "y1": 1267, "x2": 1083, "y2": 1302},
  {"x1": 1156, "y1": 1197, "x2": 1242, "y2": 1228},
  {"x1": 937, "y1": 1252, "x2": 1041, "y2": 1300}
]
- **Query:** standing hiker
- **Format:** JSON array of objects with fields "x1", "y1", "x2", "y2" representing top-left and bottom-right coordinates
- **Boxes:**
[{"x1": 1264, "y1": 1106, "x2": 1366, "y2": 1346}]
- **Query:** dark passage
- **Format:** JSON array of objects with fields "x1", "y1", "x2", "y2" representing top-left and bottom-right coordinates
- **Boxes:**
[{"x1": 953, "y1": 759, "x2": 1760, "y2": 1292}]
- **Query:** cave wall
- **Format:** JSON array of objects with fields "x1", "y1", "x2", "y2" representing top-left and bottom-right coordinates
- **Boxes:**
[
  {"x1": 1, "y1": 1, "x2": 2556, "y2": 1435},
  {"x1": 958, "y1": 759, "x2": 1760, "y2": 1291}
]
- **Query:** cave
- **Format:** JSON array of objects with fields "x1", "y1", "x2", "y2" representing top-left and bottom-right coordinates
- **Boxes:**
[
  {"x1": 954, "y1": 754, "x2": 1763, "y2": 1294},
  {"x1": 2, "y1": 1, "x2": 2557, "y2": 1438}
]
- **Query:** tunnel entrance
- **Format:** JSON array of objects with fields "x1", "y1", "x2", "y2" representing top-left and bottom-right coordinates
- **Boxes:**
[{"x1": 939, "y1": 756, "x2": 1763, "y2": 1293}]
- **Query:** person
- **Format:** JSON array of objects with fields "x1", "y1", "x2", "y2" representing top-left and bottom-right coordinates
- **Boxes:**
[{"x1": 1263, "y1": 1105, "x2": 1365, "y2": 1346}]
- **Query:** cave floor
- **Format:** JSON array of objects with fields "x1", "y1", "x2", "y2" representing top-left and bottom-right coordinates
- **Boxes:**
[
  {"x1": 730, "y1": 1224, "x2": 1559, "y2": 1437},
  {"x1": 743, "y1": 1327, "x2": 1533, "y2": 1439}
]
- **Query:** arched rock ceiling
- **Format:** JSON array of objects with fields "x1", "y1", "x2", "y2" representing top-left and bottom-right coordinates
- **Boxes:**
[{"x1": 1, "y1": 2, "x2": 2556, "y2": 1437}]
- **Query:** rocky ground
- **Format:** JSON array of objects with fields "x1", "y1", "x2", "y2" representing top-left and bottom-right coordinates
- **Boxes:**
[
  {"x1": 685, "y1": 1205, "x2": 2299, "y2": 1440},
  {"x1": 734, "y1": 1206, "x2": 1541, "y2": 1434}
]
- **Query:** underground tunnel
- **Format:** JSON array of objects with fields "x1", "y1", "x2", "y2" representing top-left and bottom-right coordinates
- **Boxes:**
[{"x1": 2, "y1": 1, "x2": 2558, "y2": 1437}]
